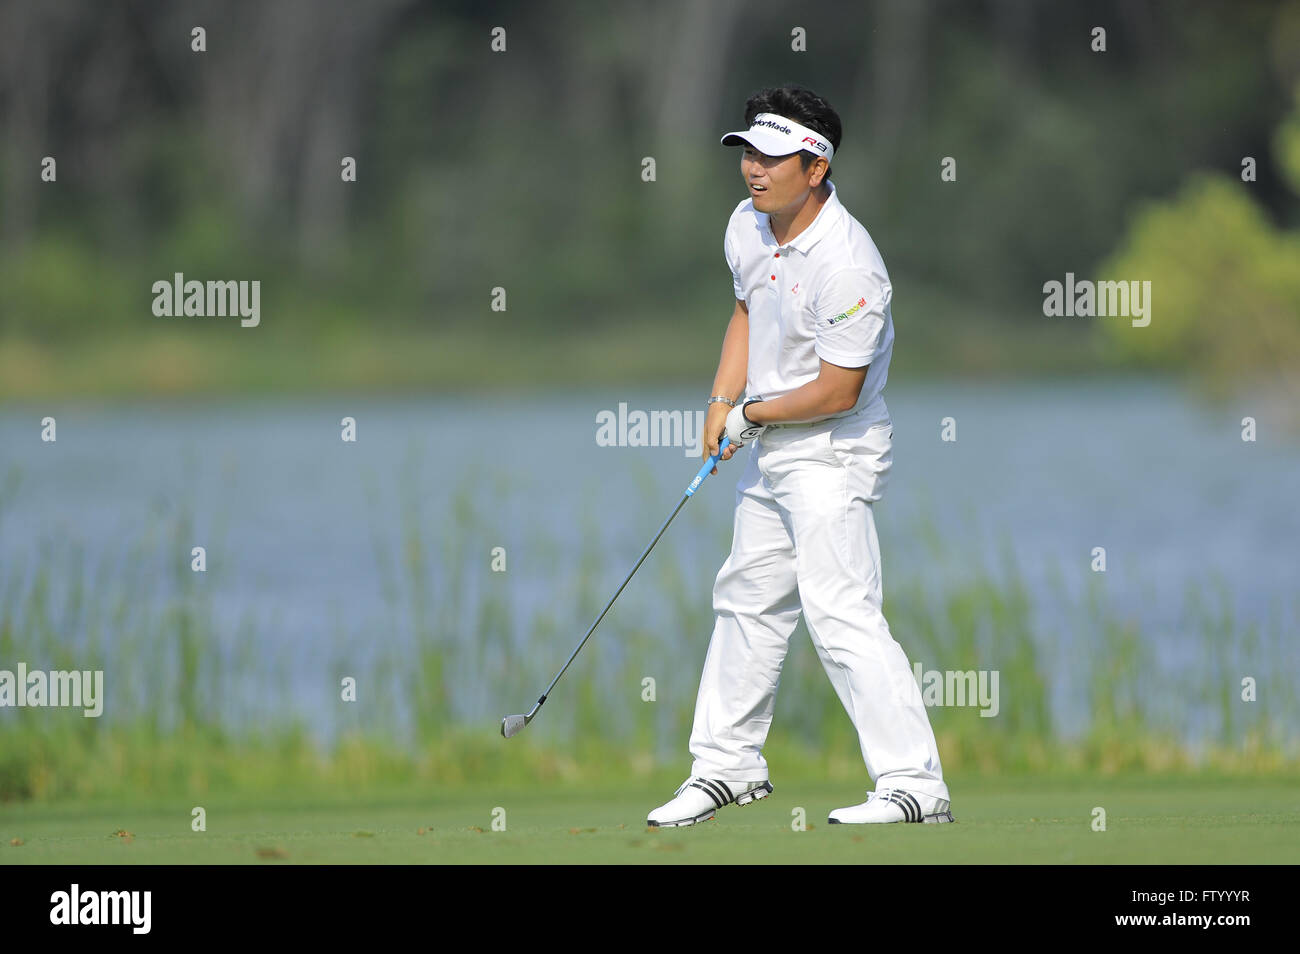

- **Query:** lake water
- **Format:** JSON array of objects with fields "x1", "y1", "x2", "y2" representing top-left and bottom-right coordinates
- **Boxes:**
[{"x1": 2, "y1": 379, "x2": 1297, "y2": 747}]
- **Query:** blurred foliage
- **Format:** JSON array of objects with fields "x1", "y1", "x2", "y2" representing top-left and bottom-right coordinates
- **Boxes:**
[
  {"x1": 1097, "y1": 85, "x2": 1300, "y2": 394},
  {"x1": 0, "y1": 0, "x2": 1297, "y2": 394}
]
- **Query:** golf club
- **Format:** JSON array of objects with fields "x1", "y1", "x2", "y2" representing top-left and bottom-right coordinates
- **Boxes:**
[{"x1": 501, "y1": 435, "x2": 734, "y2": 738}]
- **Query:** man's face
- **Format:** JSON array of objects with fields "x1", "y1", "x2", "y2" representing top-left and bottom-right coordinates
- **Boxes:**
[{"x1": 740, "y1": 144, "x2": 823, "y2": 216}]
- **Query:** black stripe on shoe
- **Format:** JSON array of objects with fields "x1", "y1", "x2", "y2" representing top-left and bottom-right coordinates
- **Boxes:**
[
  {"x1": 884, "y1": 792, "x2": 910, "y2": 822},
  {"x1": 699, "y1": 778, "x2": 735, "y2": 807},
  {"x1": 894, "y1": 790, "x2": 915, "y2": 821},
  {"x1": 899, "y1": 791, "x2": 923, "y2": 824},
  {"x1": 882, "y1": 790, "x2": 918, "y2": 822},
  {"x1": 688, "y1": 780, "x2": 726, "y2": 809}
]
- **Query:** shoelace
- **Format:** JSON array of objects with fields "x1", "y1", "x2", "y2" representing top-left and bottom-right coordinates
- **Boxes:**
[
  {"x1": 872, "y1": 788, "x2": 925, "y2": 821},
  {"x1": 675, "y1": 776, "x2": 717, "y2": 796}
]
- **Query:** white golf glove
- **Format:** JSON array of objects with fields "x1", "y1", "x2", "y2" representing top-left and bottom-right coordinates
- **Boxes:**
[{"x1": 725, "y1": 399, "x2": 766, "y2": 446}]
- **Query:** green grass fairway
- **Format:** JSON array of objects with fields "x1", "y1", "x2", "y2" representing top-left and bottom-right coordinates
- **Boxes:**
[{"x1": 2, "y1": 774, "x2": 1297, "y2": 864}]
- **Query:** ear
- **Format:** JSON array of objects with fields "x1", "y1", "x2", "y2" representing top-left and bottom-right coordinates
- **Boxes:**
[{"x1": 807, "y1": 157, "x2": 829, "y2": 187}]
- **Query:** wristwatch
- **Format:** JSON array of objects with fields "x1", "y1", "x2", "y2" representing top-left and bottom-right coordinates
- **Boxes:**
[{"x1": 707, "y1": 395, "x2": 737, "y2": 408}]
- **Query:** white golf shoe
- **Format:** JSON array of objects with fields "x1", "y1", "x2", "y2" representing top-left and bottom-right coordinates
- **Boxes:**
[
  {"x1": 646, "y1": 777, "x2": 774, "y2": 828},
  {"x1": 827, "y1": 788, "x2": 955, "y2": 825}
]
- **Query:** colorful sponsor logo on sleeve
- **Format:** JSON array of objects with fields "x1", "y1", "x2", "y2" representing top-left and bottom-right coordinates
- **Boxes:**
[{"x1": 826, "y1": 296, "x2": 868, "y2": 326}]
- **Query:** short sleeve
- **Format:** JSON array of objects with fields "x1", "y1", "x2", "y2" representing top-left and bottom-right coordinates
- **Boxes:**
[
  {"x1": 725, "y1": 229, "x2": 744, "y2": 300},
  {"x1": 813, "y1": 268, "x2": 892, "y2": 368}
]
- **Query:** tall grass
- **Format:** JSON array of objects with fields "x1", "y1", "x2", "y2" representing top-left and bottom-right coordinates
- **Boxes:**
[{"x1": 1, "y1": 458, "x2": 1296, "y2": 803}]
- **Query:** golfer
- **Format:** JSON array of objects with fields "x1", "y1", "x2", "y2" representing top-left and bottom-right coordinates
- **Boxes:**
[{"x1": 648, "y1": 86, "x2": 954, "y2": 827}]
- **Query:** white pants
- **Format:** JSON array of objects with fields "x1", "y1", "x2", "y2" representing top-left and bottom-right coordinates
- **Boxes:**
[{"x1": 688, "y1": 400, "x2": 949, "y2": 803}]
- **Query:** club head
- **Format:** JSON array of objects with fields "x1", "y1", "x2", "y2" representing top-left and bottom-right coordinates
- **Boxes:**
[{"x1": 501, "y1": 714, "x2": 528, "y2": 738}]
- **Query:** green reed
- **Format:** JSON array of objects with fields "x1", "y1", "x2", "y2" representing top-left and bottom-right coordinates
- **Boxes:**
[{"x1": 1, "y1": 457, "x2": 1296, "y2": 803}]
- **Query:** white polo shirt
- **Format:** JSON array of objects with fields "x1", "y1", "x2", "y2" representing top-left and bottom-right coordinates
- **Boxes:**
[{"x1": 724, "y1": 179, "x2": 894, "y2": 422}]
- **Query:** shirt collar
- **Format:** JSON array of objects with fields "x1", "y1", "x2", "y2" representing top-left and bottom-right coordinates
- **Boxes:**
[{"x1": 760, "y1": 180, "x2": 840, "y2": 254}]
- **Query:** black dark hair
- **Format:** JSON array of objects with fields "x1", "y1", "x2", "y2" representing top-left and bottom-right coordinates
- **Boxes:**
[{"x1": 742, "y1": 85, "x2": 841, "y2": 183}]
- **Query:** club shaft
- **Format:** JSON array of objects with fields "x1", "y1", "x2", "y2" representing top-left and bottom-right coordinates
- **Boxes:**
[
  {"x1": 537, "y1": 491, "x2": 692, "y2": 703},
  {"x1": 515, "y1": 437, "x2": 731, "y2": 727}
]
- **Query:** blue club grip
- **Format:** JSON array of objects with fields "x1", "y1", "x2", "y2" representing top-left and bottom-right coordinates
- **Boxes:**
[{"x1": 685, "y1": 436, "x2": 732, "y2": 497}]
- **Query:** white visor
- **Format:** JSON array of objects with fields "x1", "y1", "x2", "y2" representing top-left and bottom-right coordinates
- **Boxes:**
[{"x1": 720, "y1": 112, "x2": 834, "y2": 162}]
